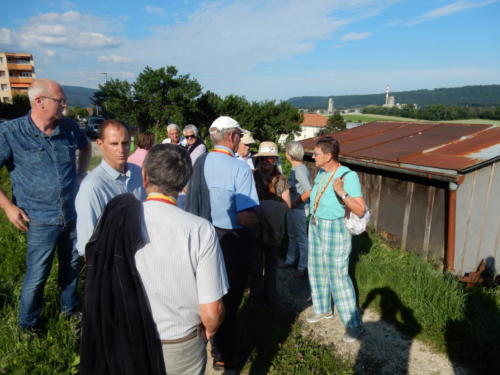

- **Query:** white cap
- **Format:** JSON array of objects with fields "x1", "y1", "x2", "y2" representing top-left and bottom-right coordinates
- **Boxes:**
[{"x1": 210, "y1": 116, "x2": 244, "y2": 132}]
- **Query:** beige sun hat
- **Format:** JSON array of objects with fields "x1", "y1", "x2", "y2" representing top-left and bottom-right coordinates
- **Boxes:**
[
  {"x1": 240, "y1": 130, "x2": 256, "y2": 145},
  {"x1": 254, "y1": 141, "x2": 279, "y2": 157}
]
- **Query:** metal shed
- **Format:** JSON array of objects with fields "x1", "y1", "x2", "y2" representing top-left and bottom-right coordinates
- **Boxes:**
[{"x1": 300, "y1": 121, "x2": 500, "y2": 276}]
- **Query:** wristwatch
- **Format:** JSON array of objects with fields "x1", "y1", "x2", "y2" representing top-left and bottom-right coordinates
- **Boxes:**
[{"x1": 341, "y1": 192, "x2": 349, "y2": 200}]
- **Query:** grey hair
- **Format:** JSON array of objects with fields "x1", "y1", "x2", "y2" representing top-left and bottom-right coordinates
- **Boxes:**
[
  {"x1": 183, "y1": 124, "x2": 198, "y2": 137},
  {"x1": 285, "y1": 141, "x2": 304, "y2": 161},
  {"x1": 166, "y1": 123, "x2": 180, "y2": 133},
  {"x1": 209, "y1": 127, "x2": 239, "y2": 144},
  {"x1": 28, "y1": 79, "x2": 57, "y2": 104},
  {"x1": 143, "y1": 144, "x2": 193, "y2": 195}
]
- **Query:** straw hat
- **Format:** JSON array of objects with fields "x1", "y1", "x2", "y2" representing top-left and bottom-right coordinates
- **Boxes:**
[{"x1": 254, "y1": 141, "x2": 279, "y2": 157}]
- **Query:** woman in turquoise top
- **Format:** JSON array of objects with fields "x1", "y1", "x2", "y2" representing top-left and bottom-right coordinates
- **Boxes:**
[{"x1": 306, "y1": 136, "x2": 367, "y2": 343}]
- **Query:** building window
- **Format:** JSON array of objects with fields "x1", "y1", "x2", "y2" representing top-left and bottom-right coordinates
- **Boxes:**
[
  {"x1": 0, "y1": 57, "x2": 3, "y2": 64},
  {"x1": 0, "y1": 70, "x2": 5, "y2": 77},
  {"x1": 20, "y1": 72, "x2": 32, "y2": 77},
  {"x1": 3, "y1": 97, "x2": 10, "y2": 103},
  {"x1": 1, "y1": 84, "x2": 7, "y2": 91}
]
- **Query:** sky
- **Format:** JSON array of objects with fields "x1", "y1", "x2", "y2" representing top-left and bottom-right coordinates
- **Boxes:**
[{"x1": 1, "y1": 0, "x2": 499, "y2": 101}]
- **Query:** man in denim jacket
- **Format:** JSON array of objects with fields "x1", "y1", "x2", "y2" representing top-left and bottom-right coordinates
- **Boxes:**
[{"x1": 0, "y1": 79, "x2": 91, "y2": 330}]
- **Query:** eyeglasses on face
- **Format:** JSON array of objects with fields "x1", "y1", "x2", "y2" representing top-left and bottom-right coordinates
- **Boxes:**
[
  {"x1": 42, "y1": 96, "x2": 67, "y2": 105},
  {"x1": 184, "y1": 134, "x2": 196, "y2": 139}
]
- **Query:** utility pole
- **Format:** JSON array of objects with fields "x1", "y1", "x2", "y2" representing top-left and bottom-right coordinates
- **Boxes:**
[{"x1": 101, "y1": 72, "x2": 108, "y2": 83}]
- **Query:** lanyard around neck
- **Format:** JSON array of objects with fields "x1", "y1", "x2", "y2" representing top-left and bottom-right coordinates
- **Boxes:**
[
  {"x1": 145, "y1": 193, "x2": 177, "y2": 206},
  {"x1": 212, "y1": 146, "x2": 233, "y2": 157}
]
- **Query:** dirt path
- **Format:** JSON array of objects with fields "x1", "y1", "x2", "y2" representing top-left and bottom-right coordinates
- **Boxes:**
[{"x1": 205, "y1": 266, "x2": 471, "y2": 375}]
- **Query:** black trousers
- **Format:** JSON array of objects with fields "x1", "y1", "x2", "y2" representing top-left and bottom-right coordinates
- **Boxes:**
[
  {"x1": 211, "y1": 227, "x2": 252, "y2": 363},
  {"x1": 249, "y1": 243, "x2": 279, "y2": 306}
]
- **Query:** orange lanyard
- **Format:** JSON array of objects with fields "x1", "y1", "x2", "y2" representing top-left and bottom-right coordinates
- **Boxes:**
[
  {"x1": 145, "y1": 193, "x2": 177, "y2": 206},
  {"x1": 312, "y1": 166, "x2": 340, "y2": 217},
  {"x1": 212, "y1": 146, "x2": 233, "y2": 157}
]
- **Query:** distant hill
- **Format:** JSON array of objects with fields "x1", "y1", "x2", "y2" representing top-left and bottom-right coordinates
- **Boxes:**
[
  {"x1": 287, "y1": 85, "x2": 500, "y2": 109},
  {"x1": 62, "y1": 85, "x2": 97, "y2": 108}
]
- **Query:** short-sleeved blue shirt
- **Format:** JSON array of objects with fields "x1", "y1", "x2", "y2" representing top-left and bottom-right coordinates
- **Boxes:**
[
  {"x1": 204, "y1": 145, "x2": 259, "y2": 229},
  {"x1": 309, "y1": 165, "x2": 362, "y2": 220},
  {"x1": 0, "y1": 113, "x2": 88, "y2": 225}
]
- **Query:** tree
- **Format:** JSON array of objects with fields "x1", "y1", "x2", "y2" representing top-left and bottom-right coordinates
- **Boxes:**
[
  {"x1": 66, "y1": 106, "x2": 88, "y2": 120},
  {"x1": 318, "y1": 111, "x2": 346, "y2": 135}
]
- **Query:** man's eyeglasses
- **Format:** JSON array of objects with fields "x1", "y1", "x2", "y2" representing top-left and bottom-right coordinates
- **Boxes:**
[
  {"x1": 184, "y1": 134, "x2": 197, "y2": 139},
  {"x1": 42, "y1": 96, "x2": 67, "y2": 105}
]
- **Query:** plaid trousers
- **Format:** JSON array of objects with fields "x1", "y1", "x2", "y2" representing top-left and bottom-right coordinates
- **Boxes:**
[{"x1": 308, "y1": 217, "x2": 361, "y2": 330}]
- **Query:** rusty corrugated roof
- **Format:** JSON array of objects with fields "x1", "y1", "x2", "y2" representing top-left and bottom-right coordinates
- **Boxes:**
[
  {"x1": 301, "y1": 113, "x2": 328, "y2": 127},
  {"x1": 300, "y1": 121, "x2": 500, "y2": 175}
]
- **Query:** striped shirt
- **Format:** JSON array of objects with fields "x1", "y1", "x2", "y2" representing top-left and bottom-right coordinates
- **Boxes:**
[{"x1": 135, "y1": 200, "x2": 229, "y2": 340}]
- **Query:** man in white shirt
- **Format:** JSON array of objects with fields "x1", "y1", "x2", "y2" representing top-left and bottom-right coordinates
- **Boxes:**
[{"x1": 136, "y1": 143, "x2": 228, "y2": 374}]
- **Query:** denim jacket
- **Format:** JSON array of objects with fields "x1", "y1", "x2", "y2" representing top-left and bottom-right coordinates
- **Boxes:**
[{"x1": 0, "y1": 113, "x2": 88, "y2": 225}]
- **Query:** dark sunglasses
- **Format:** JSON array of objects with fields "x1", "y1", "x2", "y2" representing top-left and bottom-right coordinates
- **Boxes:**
[{"x1": 185, "y1": 135, "x2": 196, "y2": 139}]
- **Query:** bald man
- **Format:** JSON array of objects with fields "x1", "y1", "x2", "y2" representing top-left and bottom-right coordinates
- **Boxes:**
[{"x1": 0, "y1": 79, "x2": 92, "y2": 330}]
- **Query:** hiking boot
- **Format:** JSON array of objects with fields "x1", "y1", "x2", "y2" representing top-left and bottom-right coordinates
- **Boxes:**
[
  {"x1": 342, "y1": 326, "x2": 365, "y2": 343},
  {"x1": 306, "y1": 311, "x2": 333, "y2": 323}
]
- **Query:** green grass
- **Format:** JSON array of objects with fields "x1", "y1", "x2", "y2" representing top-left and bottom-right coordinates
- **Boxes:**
[
  {"x1": 342, "y1": 113, "x2": 422, "y2": 123},
  {"x1": 1, "y1": 166, "x2": 499, "y2": 374},
  {"x1": 352, "y1": 232, "x2": 500, "y2": 373},
  {"x1": 342, "y1": 112, "x2": 500, "y2": 126}
]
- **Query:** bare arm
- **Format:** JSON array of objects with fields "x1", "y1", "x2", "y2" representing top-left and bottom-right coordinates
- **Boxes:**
[
  {"x1": 237, "y1": 209, "x2": 258, "y2": 228},
  {"x1": 199, "y1": 299, "x2": 225, "y2": 340},
  {"x1": 292, "y1": 189, "x2": 311, "y2": 208},
  {"x1": 281, "y1": 188, "x2": 292, "y2": 209},
  {"x1": 333, "y1": 178, "x2": 366, "y2": 217},
  {"x1": 0, "y1": 188, "x2": 30, "y2": 231}
]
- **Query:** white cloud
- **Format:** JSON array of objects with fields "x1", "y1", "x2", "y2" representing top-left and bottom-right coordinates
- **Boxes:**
[
  {"x1": 8, "y1": 11, "x2": 120, "y2": 50},
  {"x1": 0, "y1": 28, "x2": 13, "y2": 44},
  {"x1": 43, "y1": 49, "x2": 56, "y2": 57},
  {"x1": 340, "y1": 31, "x2": 371, "y2": 42},
  {"x1": 98, "y1": 54, "x2": 133, "y2": 63},
  {"x1": 145, "y1": 5, "x2": 165, "y2": 16},
  {"x1": 406, "y1": 0, "x2": 497, "y2": 25},
  {"x1": 121, "y1": 0, "x2": 394, "y2": 76}
]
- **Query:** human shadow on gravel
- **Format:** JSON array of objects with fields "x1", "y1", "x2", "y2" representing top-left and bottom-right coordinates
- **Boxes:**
[{"x1": 355, "y1": 287, "x2": 422, "y2": 374}]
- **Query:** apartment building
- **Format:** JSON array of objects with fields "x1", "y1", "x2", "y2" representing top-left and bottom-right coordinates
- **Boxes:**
[{"x1": 0, "y1": 52, "x2": 36, "y2": 103}]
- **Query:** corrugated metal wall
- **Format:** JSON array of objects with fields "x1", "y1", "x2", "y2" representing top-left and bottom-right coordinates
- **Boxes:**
[
  {"x1": 356, "y1": 168, "x2": 446, "y2": 263},
  {"x1": 455, "y1": 162, "x2": 500, "y2": 275}
]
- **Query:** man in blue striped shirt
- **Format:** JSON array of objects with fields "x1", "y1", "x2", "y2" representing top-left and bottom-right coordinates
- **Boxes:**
[{"x1": 75, "y1": 120, "x2": 145, "y2": 256}]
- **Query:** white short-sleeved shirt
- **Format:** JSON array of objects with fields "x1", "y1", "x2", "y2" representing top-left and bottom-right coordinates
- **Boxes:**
[{"x1": 135, "y1": 200, "x2": 228, "y2": 340}]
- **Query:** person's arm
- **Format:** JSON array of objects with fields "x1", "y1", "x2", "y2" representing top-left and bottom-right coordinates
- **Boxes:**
[
  {"x1": 75, "y1": 182, "x2": 102, "y2": 256},
  {"x1": 235, "y1": 166, "x2": 260, "y2": 228},
  {"x1": 199, "y1": 299, "x2": 225, "y2": 340},
  {"x1": 281, "y1": 189, "x2": 292, "y2": 209},
  {"x1": 292, "y1": 190, "x2": 311, "y2": 209},
  {"x1": 0, "y1": 188, "x2": 30, "y2": 231},
  {"x1": 333, "y1": 177, "x2": 366, "y2": 217}
]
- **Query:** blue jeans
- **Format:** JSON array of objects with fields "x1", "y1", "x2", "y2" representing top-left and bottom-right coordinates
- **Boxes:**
[
  {"x1": 286, "y1": 208, "x2": 309, "y2": 271},
  {"x1": 19, "y1": 222, "x2": 80, "y2": 329}
]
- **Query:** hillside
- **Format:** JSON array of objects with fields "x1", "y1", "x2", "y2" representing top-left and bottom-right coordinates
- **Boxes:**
[
  {"x1": 62, "y1": 85, "x2": 97, "y2": 108},
  {"x1": 288, "y1": 85, "x2": 500, "y2": 109}
]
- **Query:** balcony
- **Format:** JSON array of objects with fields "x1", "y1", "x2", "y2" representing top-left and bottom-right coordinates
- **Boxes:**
[
  {"x1": 7, "y1": 63, "x2": 34, "y2": 71},
  {"x1": 9, "y1": 76, "x2": 34, "y2": 84}
]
